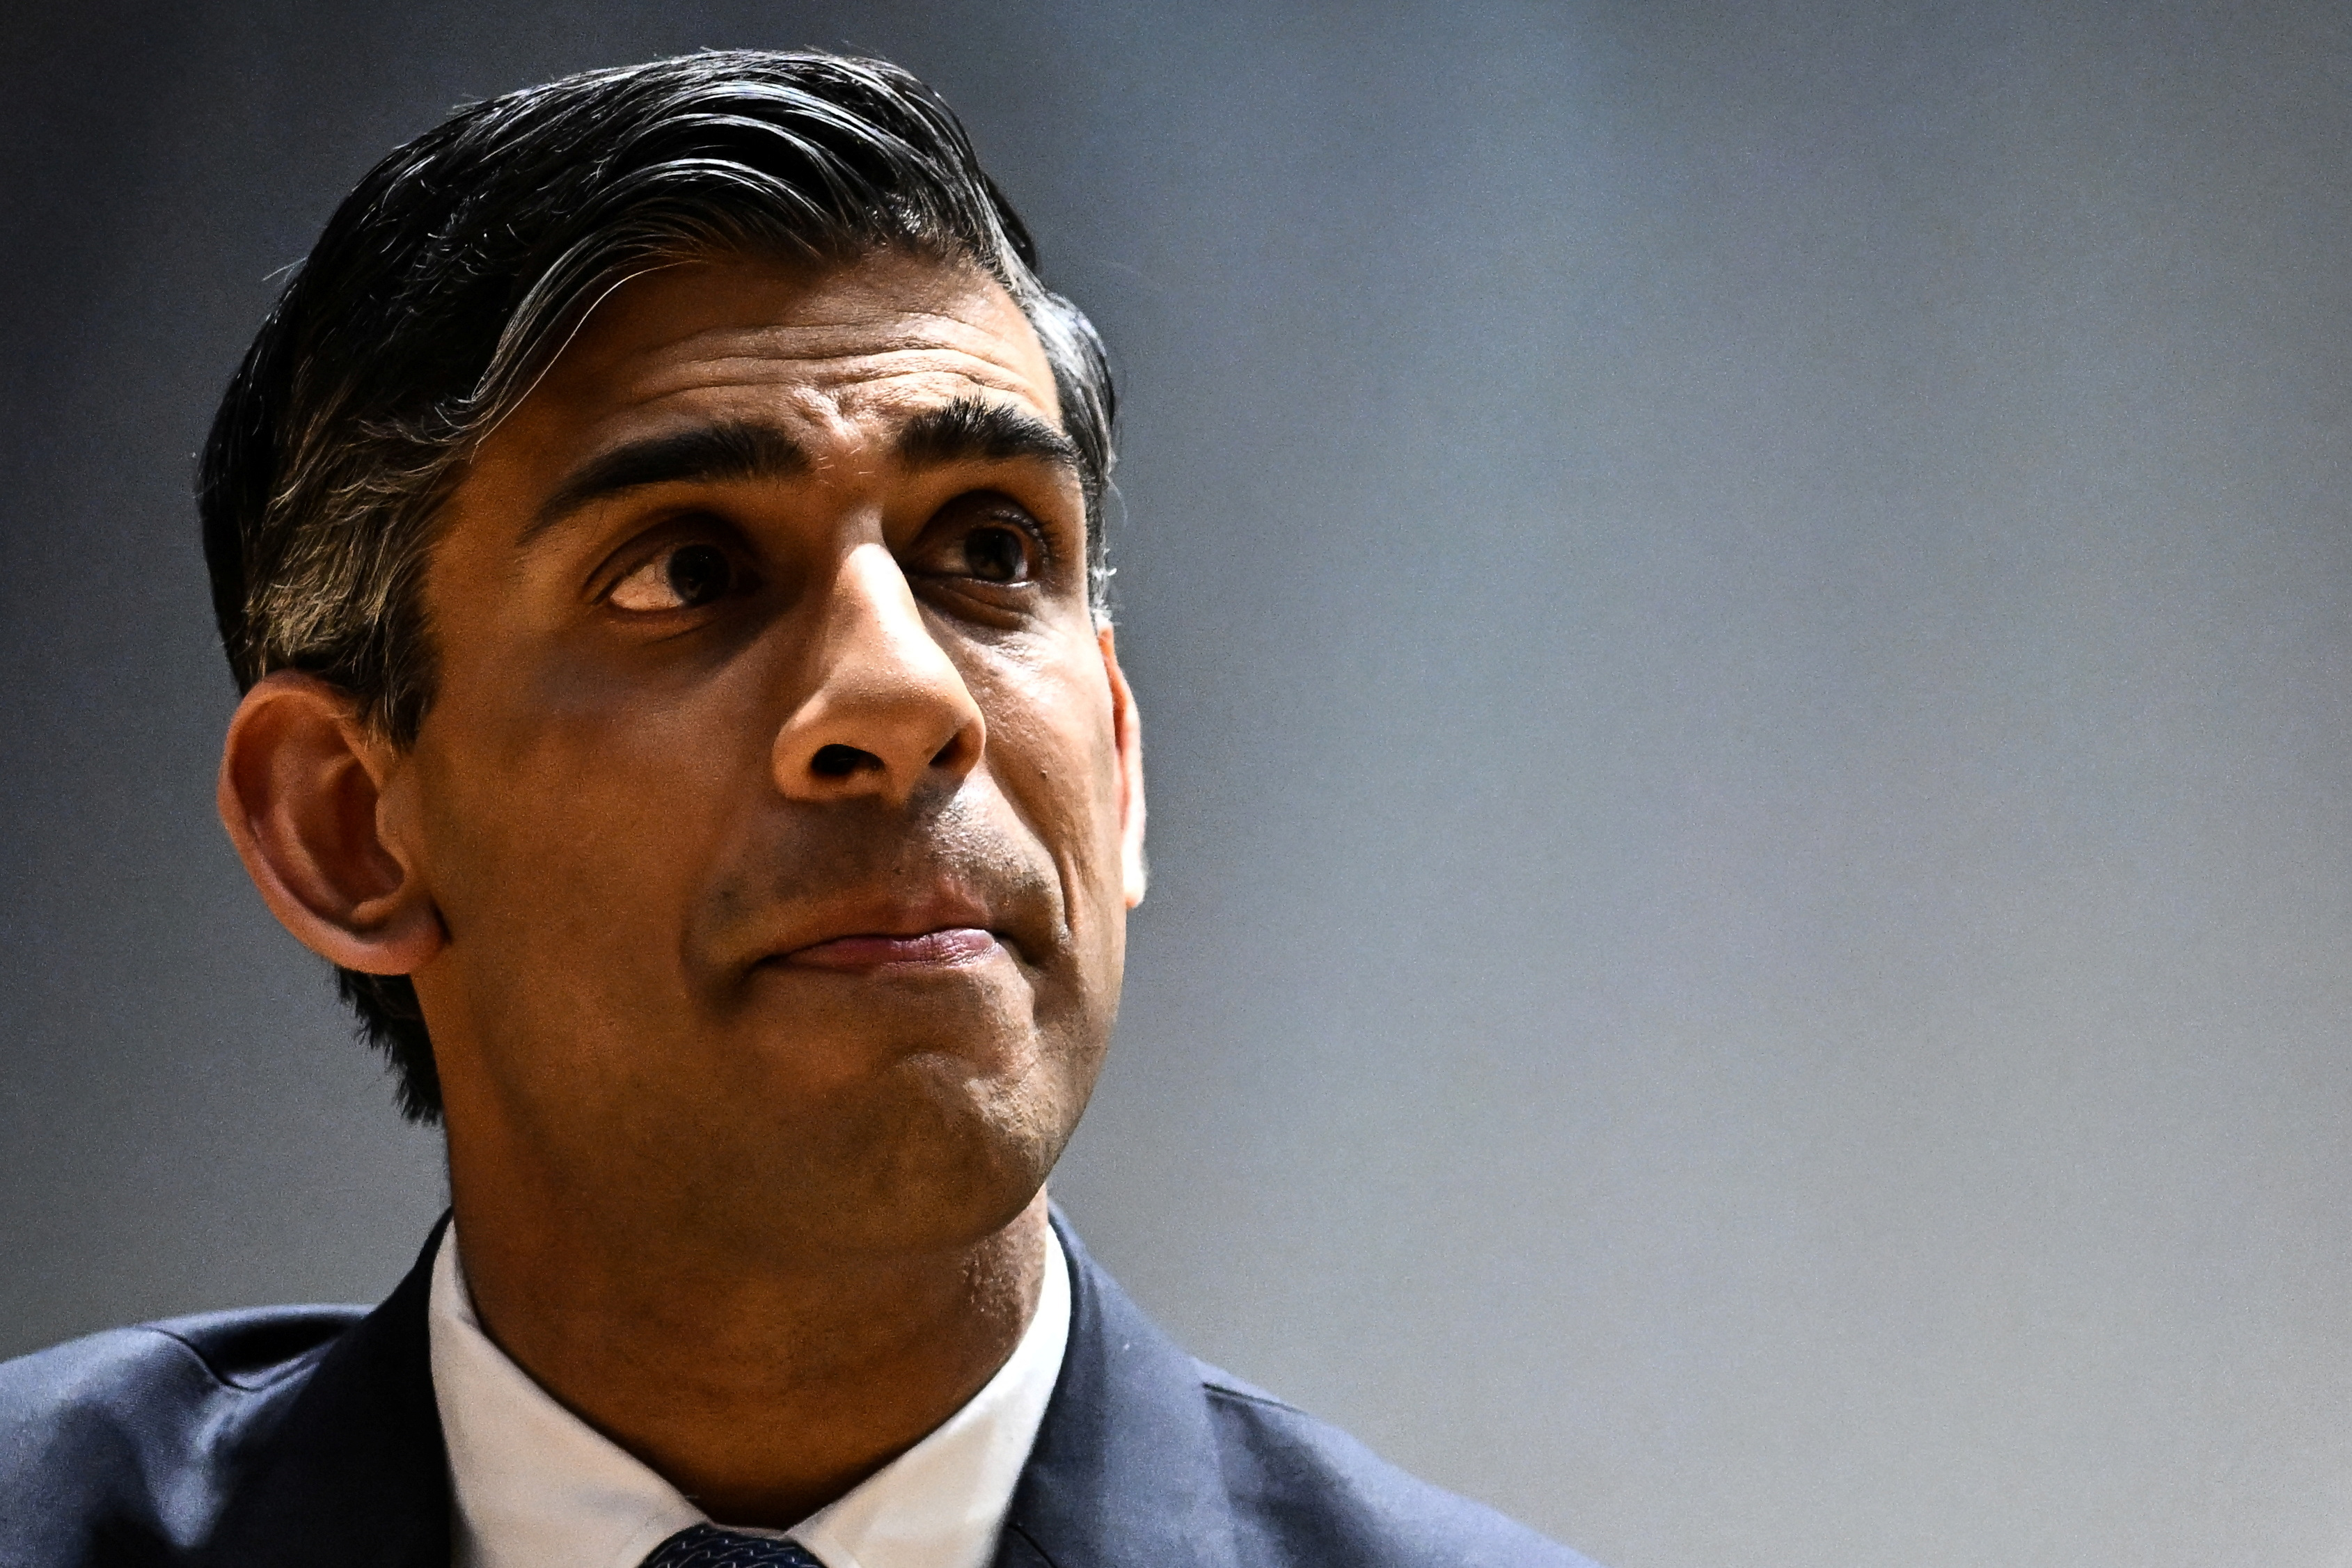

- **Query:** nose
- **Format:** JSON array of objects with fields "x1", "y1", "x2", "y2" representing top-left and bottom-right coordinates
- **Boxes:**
[{"x1": 772, "y1": 542, "x2": 985, "y2": 805}]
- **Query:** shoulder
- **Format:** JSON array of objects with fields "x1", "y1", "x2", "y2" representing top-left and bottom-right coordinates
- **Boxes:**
[
  {"x1": 1036, "y1": 1214, "x2": 1597, "y2": 1568},
  {"x1": 0, "y1": 1306, "x2": 361, "y2": 1567},
  {"x1": 1192, "y1": 1361, "x2": 1598, "y2": 1568}
]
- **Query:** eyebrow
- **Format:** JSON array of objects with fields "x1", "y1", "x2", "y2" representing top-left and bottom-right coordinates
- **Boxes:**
[
  {"x1": 523, "y1": 399, "x2": 1082, "y2": 546},
  {"x1": 525, "y1": 420, "x2": 813, "y2": 543},
  {"x1": 894, "y1": 395, "x2": 1082, "y2": 475}
]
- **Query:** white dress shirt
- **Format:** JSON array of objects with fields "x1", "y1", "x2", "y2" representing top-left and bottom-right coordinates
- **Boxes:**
[{"x1": 427, "y1": 1221, "x2": 1071, "y2": 1568}]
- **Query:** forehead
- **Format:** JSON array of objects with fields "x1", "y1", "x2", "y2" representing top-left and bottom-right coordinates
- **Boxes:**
[{"x1": 507, "y1": 250, "x2": 1061, "y2": 460}]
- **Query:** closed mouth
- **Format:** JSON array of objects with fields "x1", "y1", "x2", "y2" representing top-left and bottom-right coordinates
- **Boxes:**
[{"x1": 777, "y1": 926, "x2": 1003, "y2": 972}]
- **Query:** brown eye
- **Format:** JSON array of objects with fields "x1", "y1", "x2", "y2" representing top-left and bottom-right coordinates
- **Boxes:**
[
  {"x1": 610, "y1": 542, "x2": 738, "y2": 612},
  {"x1": 664, "y1": 544, "x2": 733, "y2": 605},
  {"x1": 963, "y1": 523, "x2": 1030, "y2": 584}
]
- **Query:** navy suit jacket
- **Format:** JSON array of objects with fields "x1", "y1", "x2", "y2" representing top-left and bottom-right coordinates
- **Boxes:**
[{"x1": 0, "y1": 1216, "x2": 1591, "y2": 1567}]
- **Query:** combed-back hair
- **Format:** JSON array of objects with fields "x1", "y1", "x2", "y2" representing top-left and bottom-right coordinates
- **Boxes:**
[{"x1": 198, "y1": 51, "x2": 1118, "y2": 1125}]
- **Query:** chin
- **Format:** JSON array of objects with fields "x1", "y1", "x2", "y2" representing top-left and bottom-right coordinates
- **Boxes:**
[
  {"x1": 688, "y1": 1034, "x2": 1089, "y2": 1263},
  {"x1": 835, "y1": 1055, "x2": 1078, "y2": 1249}
]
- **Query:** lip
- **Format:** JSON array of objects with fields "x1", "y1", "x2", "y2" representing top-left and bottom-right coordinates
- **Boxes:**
[{"x1": 781, "y1": 926, "x2": 1003, "y2": 972}]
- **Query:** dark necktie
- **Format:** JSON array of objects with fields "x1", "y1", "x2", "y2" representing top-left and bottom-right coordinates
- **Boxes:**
[{"x1": 636, "y1": 1522, "x2": 826, "y2": 1567}]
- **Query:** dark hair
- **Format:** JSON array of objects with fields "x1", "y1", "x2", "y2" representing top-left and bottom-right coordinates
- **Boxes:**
[{"x1": 198, "y1": 50, "x2": 1118, "y2": 1125}]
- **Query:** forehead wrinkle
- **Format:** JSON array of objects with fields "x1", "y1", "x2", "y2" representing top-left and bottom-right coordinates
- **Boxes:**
[
  {"x1": 603, "y1": 372, "x2": 1050, "y2": 459},
  {"x1": 631, "y1": 297, "x2": 1044, "y2": 360},
  {"x1": 599, "y1": 363, "x2": 1061, "y2": 484},
  {"x1": 622, "y1": 345, "x2": 1046, "y2": 409},
  {"x1": 537, "y1": 284, "x2": 1065, "y2": 484},
  {"x1": 663, "y1": 296, "x2": 1036, "y2": 349},
  {"x1": 615, "y1": 301, "x2": 1048, "y2": 386}
]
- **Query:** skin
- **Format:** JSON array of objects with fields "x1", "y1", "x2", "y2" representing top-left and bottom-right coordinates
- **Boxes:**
[{"x1": 216, "y1": 251, "x2": 1146, "y2": 1525}]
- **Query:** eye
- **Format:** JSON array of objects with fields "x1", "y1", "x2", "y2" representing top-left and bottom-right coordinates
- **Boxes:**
[
  {"x1": 963, "y1": 521, "x2": 1034, "y2": 585},
  {"x1": 608, "y1": 541, "x2": 740, "y2": 612}
]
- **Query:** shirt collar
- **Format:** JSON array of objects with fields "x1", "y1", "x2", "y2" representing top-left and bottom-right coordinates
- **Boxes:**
[{"x1": 427, "y1": 1219, "x2": 1071, "y2": 1568}]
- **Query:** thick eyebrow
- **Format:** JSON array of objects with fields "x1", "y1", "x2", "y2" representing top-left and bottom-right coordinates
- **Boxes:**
[
  {"x1": 894, "y1": 395, "x2": 1081, "y2": 477},
  {"x1": 523, "y1": 420, "x2": 812, "y2": 544}
]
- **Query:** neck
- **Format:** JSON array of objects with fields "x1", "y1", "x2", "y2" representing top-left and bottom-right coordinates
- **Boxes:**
[{"x1": 447, "y1": 1176, "x2": 1050, "y2": 1529}]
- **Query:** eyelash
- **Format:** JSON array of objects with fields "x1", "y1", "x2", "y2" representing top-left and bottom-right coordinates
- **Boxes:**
[
  {"x1": 965, "y1": 508, "x2": 1053, "y2": 567},
  {"x1": 589, "y1": 498, "x2": 1064, "y2": 607},
  {"x1": 593, "y1": 521, "x2": 745, "y2": 602}
]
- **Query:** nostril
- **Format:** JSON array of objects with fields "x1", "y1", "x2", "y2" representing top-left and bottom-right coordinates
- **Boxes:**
[
  {"x1": 929, "y1": 736, "x2": 964, "y2": 768},
  {"x1": 811, "y1": 743, "x2": 881, "y2": 779}
]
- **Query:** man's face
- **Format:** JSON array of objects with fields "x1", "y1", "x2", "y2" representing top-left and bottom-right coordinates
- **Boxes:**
[{"x1": 393, "y1": 251, "x2": 1142, "y2": 1260}]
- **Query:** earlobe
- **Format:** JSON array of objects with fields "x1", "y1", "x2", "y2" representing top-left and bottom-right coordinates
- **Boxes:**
[
  {"x1": 1098, "y1": 626, "x2": 1147, "y2": 908},
  {"x1": 216, "y1": 672, "x2": 445, "y2": 975}
]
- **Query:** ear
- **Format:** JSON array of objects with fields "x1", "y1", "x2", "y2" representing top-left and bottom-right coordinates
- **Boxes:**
[
  {"x1": 1098, "y1": 625, "x2": 1148, "y2": 908},
  {"x1": 216, "y1": 671, "x2": 445, "y2": 974}
]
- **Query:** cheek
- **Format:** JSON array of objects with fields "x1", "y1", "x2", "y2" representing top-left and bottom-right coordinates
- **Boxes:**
[
  {"x1": 976, "y1": 654, "x2": 1125, "y2": 902},
  {"x1": 413, "y1": 664, "x2": 755, "y2": 974}
]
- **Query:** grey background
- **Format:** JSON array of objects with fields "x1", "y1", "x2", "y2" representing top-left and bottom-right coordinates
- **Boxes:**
[{"x1": 3, "y1": 2, "x2": 2349, "y2": 1564}]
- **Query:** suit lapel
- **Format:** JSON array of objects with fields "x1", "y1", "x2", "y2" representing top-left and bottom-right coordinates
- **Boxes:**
[
  {"x1": 186, "y1": 1212, "x2": 1236, "y2": 1568},
  {"x1": 994, "y1": 1217, "x2": 1242, "y2": 1568},
  {"x1": 196, "y1": 1219, "x2": 452, "y2": 1568}
]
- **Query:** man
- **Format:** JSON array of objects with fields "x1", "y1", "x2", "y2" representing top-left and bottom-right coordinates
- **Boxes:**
[{"x1": 0, "y1": 52, "x2": 1588, "y2": 1568}]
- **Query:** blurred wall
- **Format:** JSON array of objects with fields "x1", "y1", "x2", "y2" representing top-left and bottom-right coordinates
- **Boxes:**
[{"x1": 4, "y1": 3, "x2": 2351, "y2": 1565}]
